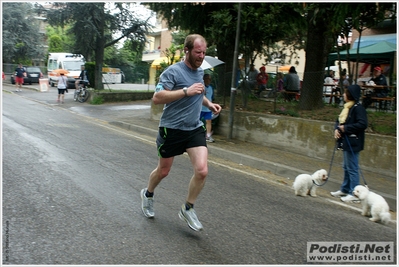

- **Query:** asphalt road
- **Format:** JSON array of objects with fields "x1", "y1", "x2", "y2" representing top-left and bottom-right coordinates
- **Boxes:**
[{"x1": 2, "y1": 87, "x2": 397, "y2": 265}]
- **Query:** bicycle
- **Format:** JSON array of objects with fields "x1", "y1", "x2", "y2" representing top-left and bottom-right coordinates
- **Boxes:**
[{"x1": 74, "y1": 81, "x2": 90, "y2": 103}]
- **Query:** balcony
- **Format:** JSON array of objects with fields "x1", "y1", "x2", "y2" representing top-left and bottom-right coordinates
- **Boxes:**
[{"x1": 142, "y1": 49, "x2": 161, "y2": 63}]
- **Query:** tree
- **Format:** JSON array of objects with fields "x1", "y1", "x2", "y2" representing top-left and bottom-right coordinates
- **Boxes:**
[
  {"x1": 297, "y1": 4, "x2": 336, "y2": 110},
  {"x1": 300, "y1": 3, "x2": 395, "y2": 110},
  {"x1": 145, "y1": 3, "x2": 395, "y2": 111},
  {"x1": 41, "y1": 2, "x2": 151, "y2": 89},
  {"x1": 46, "y1": 25, "x2": 75, "y2": 53},
  {"x1": 2, "y1": 2, "x2": 44, "y2": 64},
  {"x1": 144, "y1": 3, "x2": 306, "y2": 100},
  {"x1": 118, "y1": 39, "x2": 149, "y2": 83}
]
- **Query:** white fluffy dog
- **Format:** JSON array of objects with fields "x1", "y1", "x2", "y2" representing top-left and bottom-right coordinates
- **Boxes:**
[
  {"x1": 353, "y1": 185, "x2": 391, "y2": 224},
  {"x1": 293, "y1": 169, "x2": 328, "y2": 197}
]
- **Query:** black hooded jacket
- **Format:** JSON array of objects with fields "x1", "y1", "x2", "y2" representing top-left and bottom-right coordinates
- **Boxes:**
[{"x1": 335, "y1": 85, "x2": 368, "y2": 152}]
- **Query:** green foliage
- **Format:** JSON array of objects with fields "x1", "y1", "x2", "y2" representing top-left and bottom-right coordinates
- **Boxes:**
[
  {"x1": 2, "y1": 2, "x2": 44, "y2": 63},
  {"x1": 145, "y1": 3, "x2": 395, "y2": 112},
  {"x1": 171, "y1": 31, "x2": 189, "y2": 46},
  {"x1": 130, "y1": 62, "x2": 150, "y2": 83},
  {"x1": 43, "y1": 2, "x2": 151, "y2": 90},
  {"x1": 90, "y1": 95, "x2": 104, "y2": 105},
  {"x1": 46, "y1": 25, "x2": 75, "y2": 53},
  {"x1": 275, "y1": 107, "x2": 300, "y2": 117},
  {"x1": 48, "y1": 36, "x2": 64, "y2": 52},
  {"x1": 144, "y1": 3, "x2": 308, "y2": 99},
  {"x1": 368, "y1": 111, "x2": 396, "y2": 135},
  {"x1": 103, "y1": 40, "x2": 149, "y2": 83}
]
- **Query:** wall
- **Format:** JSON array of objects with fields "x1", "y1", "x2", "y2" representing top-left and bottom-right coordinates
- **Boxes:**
[
  {"x1": 90, "y1": 91, "x2": 153, "y2": 102},
  {"x1": 215, "y1": 110, "x2": 396, "y2": 176},
  {"x1": 151, "y1": 103, "x2": 396, "y2": 177}
]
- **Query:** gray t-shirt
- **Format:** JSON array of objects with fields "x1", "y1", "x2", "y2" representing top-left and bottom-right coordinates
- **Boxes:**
[
  {"x1": 284, "y1": 72, "x2": 300, "y2": 92},
  {"x1": 156, "y1": 62, "x2": 205, "y2": 130},
  {"x1": 248, "y1": 69, "x2": 258, "y2": 81}
]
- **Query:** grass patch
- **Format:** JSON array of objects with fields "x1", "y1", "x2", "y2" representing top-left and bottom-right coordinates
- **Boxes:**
[
  {"x1": 90, "y1": 95, "x2": 104, "y2": 105},
  {"x1": 367, "y1": 111, "x2": 396, "y2": 135}
]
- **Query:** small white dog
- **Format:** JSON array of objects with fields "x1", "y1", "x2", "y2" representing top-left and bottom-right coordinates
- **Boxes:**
[
  {"x1": 353, "y1": 185, "x2": 391, "y2": 224},
  {"x1": 293, "y1": 169, "x2": 328, "y2": 197}
]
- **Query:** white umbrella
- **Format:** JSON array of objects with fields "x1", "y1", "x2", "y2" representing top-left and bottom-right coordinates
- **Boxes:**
[{"x1": 200, "y1": 56, "x2": 224, "y2": 70}]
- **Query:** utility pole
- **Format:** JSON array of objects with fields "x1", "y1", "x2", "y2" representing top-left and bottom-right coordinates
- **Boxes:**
[{"x1": 227, "y1": 3, "x2": 242, "y2": 140}]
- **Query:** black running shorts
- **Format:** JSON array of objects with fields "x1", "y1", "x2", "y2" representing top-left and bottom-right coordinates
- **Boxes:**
[{"x1": 156, "y1": 126, "x2": 207, "y2": 158}]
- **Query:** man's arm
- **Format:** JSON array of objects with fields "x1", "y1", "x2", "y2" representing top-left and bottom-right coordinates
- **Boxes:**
[
  {"x1": 202, "y1": 96, "x2": 222, "y2": 114},
  {"x1": 152, "y1": 82, "x2": 205, "y2": 105}
]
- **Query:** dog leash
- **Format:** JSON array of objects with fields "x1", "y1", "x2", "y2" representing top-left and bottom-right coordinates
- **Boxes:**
[{"x1": 312, "y1": 141, "x2": 338, "y2": 187}]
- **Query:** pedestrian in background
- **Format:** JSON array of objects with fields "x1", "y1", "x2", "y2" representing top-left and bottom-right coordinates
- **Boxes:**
[
  {"x1": 276, "y1": 72, "x2": 284, "y2": 92},
  {"x1": 330, "y1": 84, "x2": 368, "y2": 202},
  {"x1": 14, "y1": 63, "x2": 26, "y2": 92},
  {"x1": 363, "y1": 66, "x2": 388, "y2": 109},
  {"x1": 75, "y1": 65, "x2": 89, "y2": 90},
  {"x1": 140, "y1": 34, "x2": 222, "y2": 231},
  {"x1": 247, "y1": 64, "x2": 259, "y2": 91},
  {"x1": 369, "y1": 66, "x2": 388, "y2": 97},
  {"x1": 57, "y1": 73, "x2": 67, "y2": 104},
  {"x1": 283, "y1": 66, "x2": 300, "y2": 101},
  {"x1": 201, "y1": 73, "x2": 215, "y2": 142},
  {"x1": 256, "y1": 66, "x2": 268, "y2": 97}
]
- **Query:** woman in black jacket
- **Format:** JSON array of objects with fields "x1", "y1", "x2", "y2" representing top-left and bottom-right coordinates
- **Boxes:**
[{"x1": 330, "y1": 84, "x2": 368, "y2": 202}]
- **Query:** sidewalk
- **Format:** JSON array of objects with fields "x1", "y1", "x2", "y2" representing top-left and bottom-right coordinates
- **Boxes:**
[
  {"x1": 111, "y1": 115, "x2": 397, "y2": 212},
  {"x1": 3, "y1": 82, "x2": 397, "y2": 211}
]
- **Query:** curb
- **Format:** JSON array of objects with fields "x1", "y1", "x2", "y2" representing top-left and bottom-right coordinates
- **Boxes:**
[{"x1": 109, "y1": 121, "x2": 396, "y2": 211}]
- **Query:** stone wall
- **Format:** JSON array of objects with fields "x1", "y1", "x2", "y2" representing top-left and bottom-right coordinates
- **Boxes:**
[
  {"x1": 151, "y1": 103, "x2": 396, "y2": 177},
  {"x1": 215, "y1": 110, "x2": 396, "y2": 177},
  {"x1": 90, "y1": 91, "x2": 153, "y2": 102}
]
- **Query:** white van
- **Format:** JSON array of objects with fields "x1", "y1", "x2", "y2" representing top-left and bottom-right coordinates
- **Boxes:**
[{"x1": 48, "y1": 53, "x2": 86, "y2": 88}]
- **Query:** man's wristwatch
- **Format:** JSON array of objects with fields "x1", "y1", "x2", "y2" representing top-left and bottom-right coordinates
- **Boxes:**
[{"x1": 183, "y1": 87, "x2": 188, "y2": 96}]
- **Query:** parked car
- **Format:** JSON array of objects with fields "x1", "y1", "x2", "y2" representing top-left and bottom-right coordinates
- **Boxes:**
[{"x1": 11, "y1": 66, "x2": 43, "y2": 85}]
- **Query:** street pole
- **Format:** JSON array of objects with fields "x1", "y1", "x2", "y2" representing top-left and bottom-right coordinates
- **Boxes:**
[{"x1": 228, "y1": 3, "x2": 242, "y2": 140}]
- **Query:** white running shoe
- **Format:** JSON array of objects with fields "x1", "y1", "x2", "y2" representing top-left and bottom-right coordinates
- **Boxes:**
[
  {"x1": 330, "y1": 190, "x2": 347, "y2": 197},
  {"x1": 341, "y1": 194, "x2": 360, "y2": 203},
  {"x1": 206, "y1": 136, "x2": 215, "y2": 143},
  {"x1": 178, "y1": 204, "x2": 203, "y2": 231},
  {"x1": 140, "y1": 188, "x2": 154, "y2": 218}
]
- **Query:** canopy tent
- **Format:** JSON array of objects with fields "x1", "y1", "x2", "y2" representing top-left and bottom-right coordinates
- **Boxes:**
[
  {"x1": 352, "y1": 33, "x2": 396, "y2": 49},
  {"x1": 327, "y1": 41, "x2": 396, "y2": 84},
  {"x1": 328, "y1": 41, "x2": 396, "y2": 65}
]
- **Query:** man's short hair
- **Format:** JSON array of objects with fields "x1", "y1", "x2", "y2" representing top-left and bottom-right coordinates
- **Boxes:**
[{"x1": 184, "y1": 34, "x2": 207, "y2": 52}]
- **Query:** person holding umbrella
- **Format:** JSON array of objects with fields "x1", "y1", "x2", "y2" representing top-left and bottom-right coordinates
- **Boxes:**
[{"x1": 57, "y1": 73, "x2": 68, "y2": 104}]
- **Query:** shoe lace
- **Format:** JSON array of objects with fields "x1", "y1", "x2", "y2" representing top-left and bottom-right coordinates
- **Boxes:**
[
  {"x1": 186, "y1": 208, "x2": 199, "y2": 222},
  {"x1": 146, "y1": 197, "x2": 154, "y2": 211}
]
